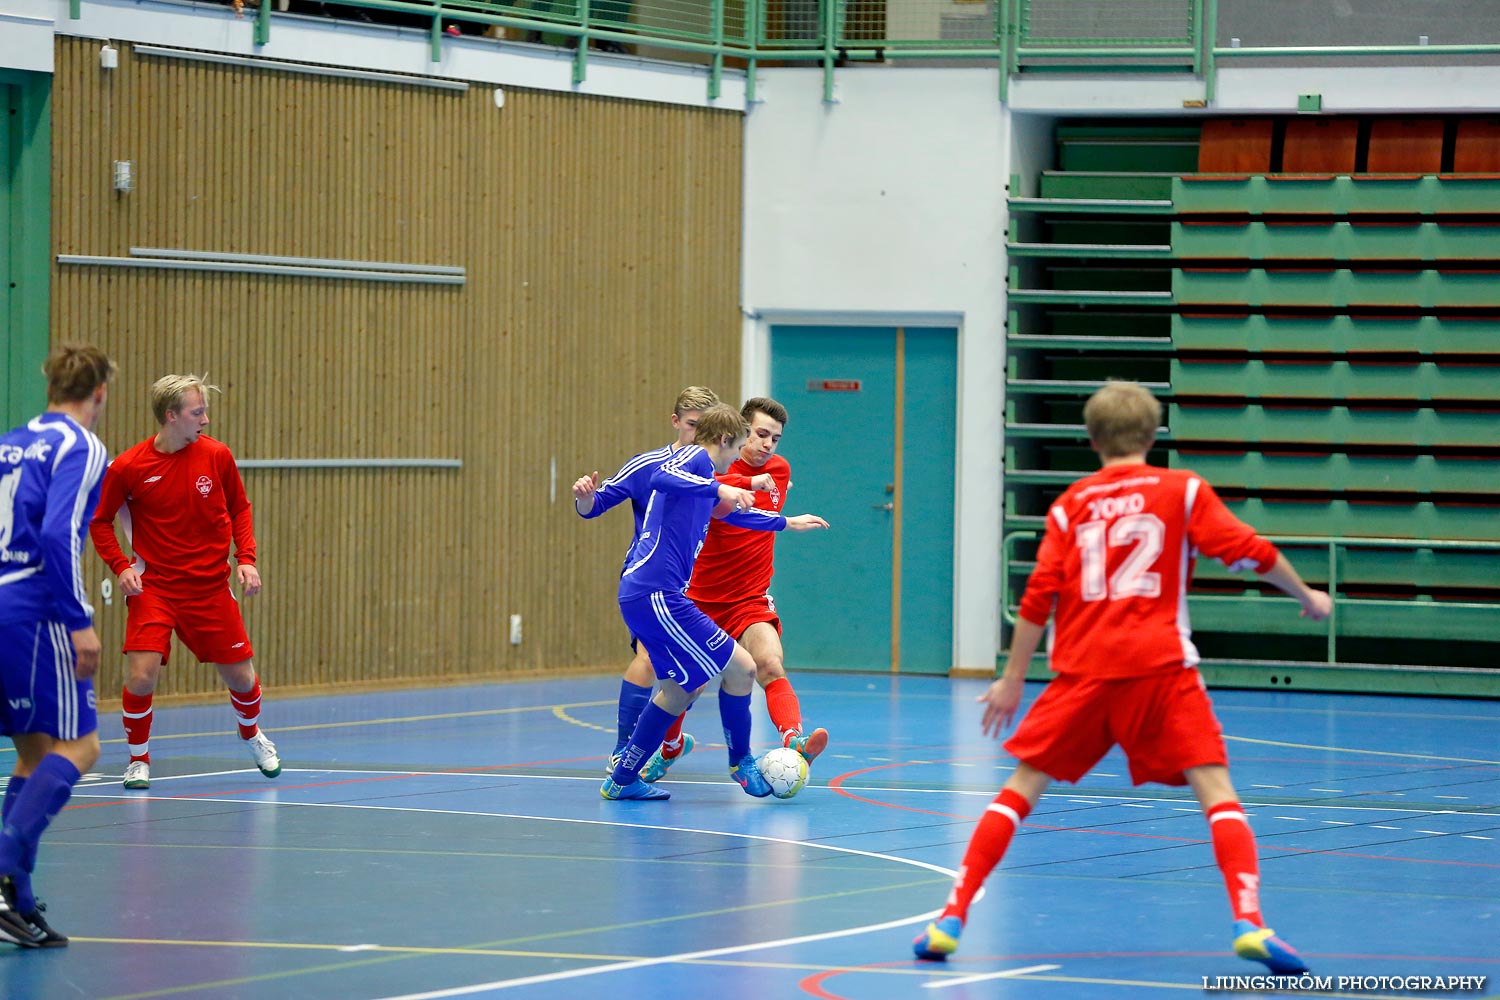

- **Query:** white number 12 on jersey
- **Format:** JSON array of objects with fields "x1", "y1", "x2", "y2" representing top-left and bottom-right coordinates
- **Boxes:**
[{"x1": 1075, "y1": 513, "x2": 1166, "y2": 602}]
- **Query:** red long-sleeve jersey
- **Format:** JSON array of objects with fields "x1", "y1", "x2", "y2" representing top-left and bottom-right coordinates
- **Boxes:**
[
  {"x1": 687, "y1": 454, "x2": 790, "y2": 604},
  {"x1": 1018, "y1": 463, "x2": 1277, "y2": 678},
  {"x1": 90, "y1": 435, "x2": 256, "y2": 596}
]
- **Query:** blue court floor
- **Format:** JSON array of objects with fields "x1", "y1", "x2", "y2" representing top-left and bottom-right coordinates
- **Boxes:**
[{"x1": 1, "y1": 673, "x2": 1496, "y2": 999}]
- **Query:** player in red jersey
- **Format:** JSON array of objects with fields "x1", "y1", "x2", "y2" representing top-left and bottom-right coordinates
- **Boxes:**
[
  {"x1": 638, "y1": 396, "x2": 828, "y2": 782},
  {"x1": 913, "y1": 381, "x2": 1331, "y2": 976},
  {"x1": 90, "y1": 374, "x2": 280, "y2": 790}
]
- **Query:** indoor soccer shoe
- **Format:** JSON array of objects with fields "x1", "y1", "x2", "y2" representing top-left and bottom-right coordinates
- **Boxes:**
[
  {"x1": 600, "y1": 777, "x2": 671, "y2": 801},
  {"x1": 640, "y1": 734, "x2": 695, "y2": 783},
  {"x1": 1233, "y1": 919, "x2": 1309, "y2": 975},
  {"x1": 785, "y1": 727, "x2": 829, "y2": 763},
  {"x1": 245, "y1": 732, "x2": 282, "y2": 778},
  {"x1": 0, "y1": 878, "x2": 41, "y2": 948},
  {"x1": 912, "y1": 915, "x2": 963, "y2": 960},
  {"x1": 122, "y1": 760, "x2": 150, "y2": 789},
  {"x1": 16, "y1": 899, "x2": 66, "y2": 948},
  {"x1": 730, "y1": 754, "x2": 773, "y2": 797}
]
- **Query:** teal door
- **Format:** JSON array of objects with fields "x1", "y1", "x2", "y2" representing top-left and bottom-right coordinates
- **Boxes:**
[{"x1": 769, "y1": 325, "x2": 957, "y2": 674}]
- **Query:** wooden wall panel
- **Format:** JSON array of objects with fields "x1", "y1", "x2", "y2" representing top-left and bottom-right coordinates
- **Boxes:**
[{"x1": 50, "y1": 37, "x2": 743, "y2": 701}]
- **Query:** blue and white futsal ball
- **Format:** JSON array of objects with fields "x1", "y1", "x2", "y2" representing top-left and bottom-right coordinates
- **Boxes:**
[{"x1": 757, "y1": 746, "x2": 810, "y2": 800}]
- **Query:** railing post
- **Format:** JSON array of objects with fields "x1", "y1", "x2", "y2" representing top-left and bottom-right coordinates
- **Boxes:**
[
  {"x1": 429, "y1": 4, "x2": 443, "y2": 63},
  {"x1": 709, "y1": 0, "x2": 724, "y2": 101},
  {"x1": 1190, "y1": 0, "x2": 1204, "y2": 75},
  {"x1": 746, "y1": 0, "x2": 759, "y2": 104},
  {"x1": 996, "y1": 0, "x2": 1009, "y2": 101},
  {"x1": 1203, "y1": 0, "x2": 1218, "y2": 104},
  {"x1": 822, "y1": 0, "x2": 838, "y2": 104},
  {"x1": 574, "y1": 0, "x2": 591, "y2": 85},
  {"x1": 255, "y1": 0, "x2": 270, "y2": 46}
]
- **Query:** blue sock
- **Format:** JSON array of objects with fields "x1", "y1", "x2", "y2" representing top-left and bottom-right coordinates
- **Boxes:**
[
  {"x1": 610, "y1": 702, "x2": 676, "y2": 786},
  {"x1": 0, "y1": 755, "x2": 80, "y2": 892},
  {"x1": 719, "y1": 691, "x2": 753, "y2": 765},
  {"x1": 614, "y1": 681, "x2": 653, "y2": 756},
  {"x1": 2, "y1": 776, "x2": 35, "y2": 913}
]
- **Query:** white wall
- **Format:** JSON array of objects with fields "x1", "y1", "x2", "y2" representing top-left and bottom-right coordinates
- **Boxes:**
[{"x1": 742, "y1": 66, "x2": 1009, "y2": 672}]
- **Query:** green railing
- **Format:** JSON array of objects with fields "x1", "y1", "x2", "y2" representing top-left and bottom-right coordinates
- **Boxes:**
[
  {"x1": 73, "y1": 0, "x2": 1500, "y2": 103},
  {"x1": 1000, "y1": 530, "x2": 1500, "y2": 667}
]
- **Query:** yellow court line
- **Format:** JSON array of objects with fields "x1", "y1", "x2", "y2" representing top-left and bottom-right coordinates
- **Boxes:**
[
  {"x1": 553, "y1": 703, "x2": 613, "y2": 734},
  {"x1": 1225, "y1": 734, "x2": 1500, "y2": 767}
]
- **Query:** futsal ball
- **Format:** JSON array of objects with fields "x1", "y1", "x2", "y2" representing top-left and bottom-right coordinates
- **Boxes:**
[{"x1": 757, "y1": 746, "x2": 809, "y2": 800}]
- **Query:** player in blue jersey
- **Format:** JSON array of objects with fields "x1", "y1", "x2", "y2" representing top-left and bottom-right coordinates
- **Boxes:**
[
  {"x1": 0, "y1": 343, "x2": 116, "y2": 948},
  {"x1": 601, "y1": 403, "x2": 829, "y2": 801},
  {"x1": 575, "y1": 386, "x2": 763, "y2": 771}
]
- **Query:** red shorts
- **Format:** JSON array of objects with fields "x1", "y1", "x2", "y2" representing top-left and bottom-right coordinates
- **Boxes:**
[
  {"x1": 123, "y1": 587, "x2": 254, "y2": 665},
  {"x1": 1003, "y1": 668, "x2": 1227, "y2": 786},
  {"x1": 693, "y1": 595, "x2": 782, "y2": 641}
]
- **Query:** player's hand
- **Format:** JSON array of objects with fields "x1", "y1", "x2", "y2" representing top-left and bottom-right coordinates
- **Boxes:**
[
  {"x1": 119, "y1": 567, "x2": 144, "y2": 597},
  {"x1": 978, "y1": 675, "x2": 1024, "y2": 739},
  {"x1": 237, "y1": 563, "x2": 262, "y2": 598},
  {"x1": 783, "y1": 514, "x2": 829, "y2": 531},
  {"x1": 1300, "y1": 589, "x2": 1332, "y2": 621},
  {"x1": 718, "y1": 484, "x2": 757, "y2": 514},
  {"x1": 70, "y1": 626, "x2": 102, "y2": 680},
  {"x1": 572, "y1": 471, "x2": 600, "y2": 502},
  {"x1": 749, "y1": 473, "x2": 776, "y2": 492}
]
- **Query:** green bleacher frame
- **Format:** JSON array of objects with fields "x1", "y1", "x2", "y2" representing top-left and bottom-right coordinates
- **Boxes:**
[{"x1": 1003, "y1": 118, "x2": 1500, "y2": 696}]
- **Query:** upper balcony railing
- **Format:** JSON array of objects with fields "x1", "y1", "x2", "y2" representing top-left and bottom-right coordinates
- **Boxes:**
[{"x1": 71, "y1": 0, "x2": 1500, "y2": 102}]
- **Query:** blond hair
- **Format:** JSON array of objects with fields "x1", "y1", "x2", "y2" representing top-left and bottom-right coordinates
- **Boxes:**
[
  {"x1": 693, "y1": 402, "x2": 748, "y2": 447},
  {"x1": 150, "y1": 373, "x2": 221, "y2": 424},
  {"x1": 674, "y1": 385, "x2": 719, "y2": 416},
  {"x1": 43, "y1": 343, "x2": 117, "y2": 403},
  {"x1": 1084, "y1": 381, "x2": 1161, "y2": 458}
]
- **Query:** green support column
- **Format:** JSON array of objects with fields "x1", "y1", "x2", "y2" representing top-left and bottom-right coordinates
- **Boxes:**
[{"x1": 2, "y1": 71, "x2": 52, "y2": 428}]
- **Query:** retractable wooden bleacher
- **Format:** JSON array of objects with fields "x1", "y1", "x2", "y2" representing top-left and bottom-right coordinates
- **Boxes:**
[{"x1": 1005, "y1": 116, "x2": 1500, "y2": 693}]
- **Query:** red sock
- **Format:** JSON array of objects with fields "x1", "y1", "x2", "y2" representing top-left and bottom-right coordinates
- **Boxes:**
[
  {"x1": 660, "y1": 713, "x2": 687, "y2": 759},
  {"x1": 942, "y1": 787, "x2": 1032, "y2": 923},
  {"x1": 121, "y1": 688, "x2": 154, "y2": 763},
  {"x1": 764, "y1": 677, "x2": 802, "y2": 738},
  {"x1": 229, "y1": 677, "x2": 263, "y2": 740},
  {"x1": 1207, "y1": 800, "x2": 1264, "y2": 926}
]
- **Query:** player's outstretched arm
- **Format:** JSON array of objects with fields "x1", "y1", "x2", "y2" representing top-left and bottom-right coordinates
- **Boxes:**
[
  {"x1": 1257, "y1": 552, "x2": 1332, "y2": 621},
  {"x1": 981, "y1": 618, "x2": 1044, "y2": 738},
  {"x1": 782, "y1": 514, "x2": 829, "y2": 532}
]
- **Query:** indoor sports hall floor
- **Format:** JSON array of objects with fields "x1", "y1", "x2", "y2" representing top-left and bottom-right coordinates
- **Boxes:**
[{"x1": 2, "y1": 673, "x2": 1496, "y2": 1000}]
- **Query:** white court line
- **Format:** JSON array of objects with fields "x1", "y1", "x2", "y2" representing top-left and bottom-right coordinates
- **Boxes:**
[
  {"x1": 66, "y1": 792, "x2": 960, "y2": 999},
  {"x1": 1462, "y1": 835, "x2": 1492, "y2": 840},
  {"x1": 69, "y1": 768, "x2": 1500, "y2": 818},
  {"x1": 923, "y1": 963, "x2": 1062, "y2": 989}
]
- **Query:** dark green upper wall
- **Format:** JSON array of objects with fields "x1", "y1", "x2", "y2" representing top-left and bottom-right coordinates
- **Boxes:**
[{"x1": 2, "y1": 70, "x2": 51, "y2": 428}]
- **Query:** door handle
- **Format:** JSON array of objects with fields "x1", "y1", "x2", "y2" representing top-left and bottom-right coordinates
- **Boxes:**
[{"x1": 872, "y1": 502, "x2": 894, "y2": 511}]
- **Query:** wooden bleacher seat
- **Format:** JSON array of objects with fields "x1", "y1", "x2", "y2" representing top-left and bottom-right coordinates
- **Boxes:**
[
  {"x1": 1198, "y1": 119, "x2": 1274, "y2": 174},
  {"x1": 1454, "y1": 118, "x2": 1500, "y2": 173},
  {"x1": 1282, "y1": 118, "x2": 1359, "y2": 174},
  {"x1": 1367, "y1": 118, "x2": 1444, "y2": 174}
]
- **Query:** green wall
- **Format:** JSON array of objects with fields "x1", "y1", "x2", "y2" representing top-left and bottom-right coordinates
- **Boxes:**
[{"x1": 2, "y1": 71, "x2": 51, "y2": 428}]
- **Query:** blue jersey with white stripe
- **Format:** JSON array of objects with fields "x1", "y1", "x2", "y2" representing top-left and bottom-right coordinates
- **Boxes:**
[
  {"x1": 579, "y1": 444, "x2": 675, "y2": 551},
  {"x1": 618, "y1": 445, "x2": 785, "y2": 602},
  {"x1": 0, "y1": 413, "x2": 110, "y2": 631}
]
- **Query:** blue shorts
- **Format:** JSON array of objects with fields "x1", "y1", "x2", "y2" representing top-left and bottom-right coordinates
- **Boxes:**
[
  {"x1": 0, "y1": 620, "x2": 99, "y2": 741},
  {"x1": 618, "y1": 591, "x2": 734, "y2": 692}
]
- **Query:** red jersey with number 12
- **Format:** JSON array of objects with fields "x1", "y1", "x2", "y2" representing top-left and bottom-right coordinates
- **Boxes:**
[
  {"x1": 1018, "y1": 463, "x2": 1276, "y2": 678},
  {"x1": 90, "y1": 435, "x2": 256, "y2": 597},
  {"x1": 687, "y1": 454, "x2": 790, "y2": 604}
]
